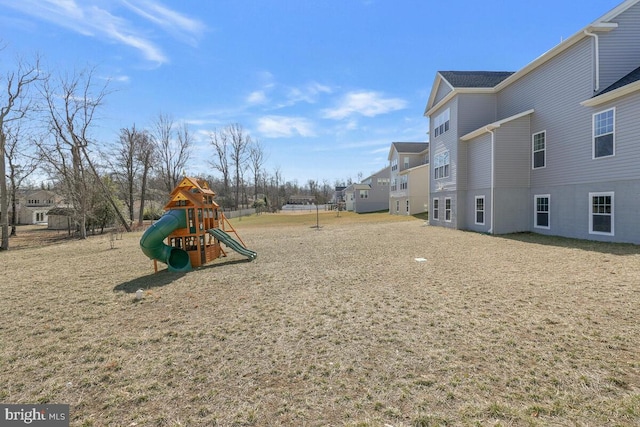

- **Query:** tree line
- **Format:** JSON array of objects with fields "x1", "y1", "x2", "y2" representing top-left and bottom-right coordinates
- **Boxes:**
[{"x1": 0, "y1": 55, "x2": 353, "y2": 250}]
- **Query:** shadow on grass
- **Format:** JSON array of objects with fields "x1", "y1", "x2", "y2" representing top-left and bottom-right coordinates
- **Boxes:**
[
  {"x1": 114, "y1": 270, "x2": 187, "y2": 293},
  {"x1": 497, "y1": 232, "x2": 640, "y2": 256},
  {"x1": 114, "y1": 257, "x2": 253, "y2": 293}
]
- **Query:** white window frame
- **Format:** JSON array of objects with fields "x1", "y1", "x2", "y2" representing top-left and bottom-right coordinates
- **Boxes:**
[
  {"x1": 360, "y1": 190, "x2": 369, "y2": 199},
  {"x1": 433, "y1": 108, "x2": 450, "y2": 138},
  {"x1": 433, "y1": 151, "x2": 450, "y2": 180},
  {"x1": 406, "y1": 200, "x2": 410, "y2": 213},
  {"x1": 396, "y1": 200, "x2": 400, "y2": 213},
  {"x1": 534, "y1": 194, "x2": 550, "y2": 230},
  {"x1": 589, "y1": 192, "x2": 614, "y2": 236},
  {"x1": 400, "y1": 175, "x2": 408, "y2": 190},
  {"x1": 475, "y1": 196, "x2": 485, "y2": 225},
  {"x1": 444, "y1": 197, "x2": 452, "y2": 222},
  {"x1": 403, "y1": 156, "x2": 410, "y2": 169},
  {"x1": 432, "y1": 198, "x2": 439, "y2": 220},
  {"x1": 592, "y1": 108, "x2": 615, "y2": 159},
  {"x1": 532, "y1": 130, "x2": 546, "y2": 169}
]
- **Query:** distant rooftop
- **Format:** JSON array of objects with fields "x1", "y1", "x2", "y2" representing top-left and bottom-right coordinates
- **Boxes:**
[
  {"x1": 391, "y1": 142, "x2": 429, "y2": 153},
  {"x1": 439, "y1": 71, "x2": 515, "y2": 88}
]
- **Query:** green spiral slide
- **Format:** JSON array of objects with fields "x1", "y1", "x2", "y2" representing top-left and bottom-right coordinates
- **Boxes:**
[
  {"x1": 207, "y1": 228, "x2": 257, "y2": 261},
  {"x1": 139, "y1": 210, "x2": 192, "y2": 272}
]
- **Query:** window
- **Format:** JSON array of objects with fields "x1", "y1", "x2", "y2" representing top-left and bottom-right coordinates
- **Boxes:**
[
  {"x1": 475, "y1": 196, "x2": 485, "y2": 225},
  {"x1": 360, "y1": 190, "x2": 369, "y2": 199},
  {"x1": 396, "y1": 200, "x2": 400, "y2": 213},
  {"x1": 593, "y1": 108, "x2": 615, "y2": 158},
  {"x1": 406, "y1": 200, "x2": 410, "y2": 213},
  {"x1": 532, "y1": 131, "x2": 546, "y2": 169},
  {"x1": 403, "y1": 156, "x2": 410, "y2": 169},
  {"x1": 445, "y1": 198, "x2": 452, "y2": 222},
  {"x1": 433, "y1": 151, "x2": 450, "y2": 180},
  {"x1": 433, "y1": 108, "x2": 450, "y2": 138},
  {"x1": 534, "y1": 195, "x2": 550, "y2": 229},
  {"x1": 433, "y1": 198, "x2": 439, "y2": 220},
  {"x1": 377, "y1": 178, "x2": 389, "y2": 185},
  {"x1": 391, "y1": 178, "x2": 397, "y2": 191},
  {"x1": 589, "y1": 192, "x2": 614, "y2": 235},
  {"x1": 391, "y1": 158, "x2": 398, "y2": 171},
  {"x1": 400, "y1": 175, "x2": 408, "y2": 190}
]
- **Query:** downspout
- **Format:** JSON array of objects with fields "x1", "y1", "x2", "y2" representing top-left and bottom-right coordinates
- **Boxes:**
[
  {"x1": 584, "y1": 29, "x2": 600, "y2": 92},
  {"x1": 488, "y1": 128, "x2": 495, "y2": 234}
]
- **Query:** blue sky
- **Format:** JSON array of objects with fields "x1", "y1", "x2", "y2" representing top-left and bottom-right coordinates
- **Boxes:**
[{"x1": 0, "y1": 0, "x2": 623, "y2": 185}]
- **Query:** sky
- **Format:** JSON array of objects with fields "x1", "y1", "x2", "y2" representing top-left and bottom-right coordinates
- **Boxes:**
[{"x1": 0, "y1": 0, "x2": 624, "y2": 186}]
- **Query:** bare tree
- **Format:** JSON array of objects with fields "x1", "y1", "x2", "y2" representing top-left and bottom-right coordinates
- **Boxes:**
[
  {"x1": 136, "y1": 130, "x2": 155, "y2": 225},
  {"x1": 40, "y1": 67, "x2": 130, "y2": 238},
  {"x1": 0, "y1": 54, "x2": 41, "y2": 250},
  {"x1": 228, "y1": 123, "x2": 250, "y2": 209},
  {"x1": 247, "y1": 138, "x2": 267, "y2": 203},
  {"x1": 152, "y1": 113, "x2": 191, "y2": 193},
  {"x1": 5, "y1": 124, "x2": 38, "y2": 236},
  {"x1": 112, "y1": 125, "x2": 150, "y2": 222},
  {"x1": 209, "y1": 128, "x2": 231, "y2": 208}
]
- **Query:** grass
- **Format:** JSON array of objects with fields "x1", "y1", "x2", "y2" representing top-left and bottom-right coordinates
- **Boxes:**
[{"x1": 1, "y1": 212, "x2": 639, "y2": 426}]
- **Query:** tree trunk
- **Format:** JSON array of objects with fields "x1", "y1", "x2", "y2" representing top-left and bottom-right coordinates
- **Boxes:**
[
  {"x1": 10, "y1": 185, "x2": 17, "y2": 236},
  {"x1": 138, "y1": 155, "x2": 150, "y2": 226},
  {"x1": 0, "y1": 132, "x2": 9, "y2": 250}
]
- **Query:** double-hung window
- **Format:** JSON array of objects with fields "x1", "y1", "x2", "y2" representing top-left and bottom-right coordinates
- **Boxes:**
[
  {"x1": 400, "y1": 175, "x2": 408, "y2": 190},
  {"x1": 593, "y1": 108, "x2": 615, "y2": 158},
  {"x1": 434, "y1": 151, "x2": 450, "y2": 180},
  {"x1": 432, "y1": 198, "x2": 439, "y2": 220},
  {"x1": 445, "y1": 198, "x2": 452, "y2": 222},
  {"x1": 534, "y1": 195, "x2": 550, "y2": 229},
  {"x1": 589, "y1": 192, "x2": 614, "y2": 235},
  {"x1": 433, "y1": 108, "x2": 450, "y2": 138},
  {"x1": 475, "y1": 196, "x2": 485, "y2": 225},
  {"x1": 532, "y1": 131, "x2": 546, "y2": 169},
  {"x1": 360, "y1": 190, "x2": 369, "y2": 199}
]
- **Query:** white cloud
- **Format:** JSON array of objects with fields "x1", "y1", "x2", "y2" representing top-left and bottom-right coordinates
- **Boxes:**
[
  {"x1": 0, "y1": 0, "x2": 204, "y2": 64},
  {"x1": 257, "y1": 116, "x2": 316, "y2": 138},
  {"x1": 323, "y1": 91, "x2": 407, "y2": 120},
  {"x1": 247, "y1": 90, "x2": 268, "y2": 105},
  {"x1": 286, "y1": 82, "x2": 332, "y2": 105}
]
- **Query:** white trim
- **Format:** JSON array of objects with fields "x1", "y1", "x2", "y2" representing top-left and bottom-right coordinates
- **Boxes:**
[
  {"x1": 534, "y1": 194, "x2": 551, "y2": 230},
  {"x1": 589, "y1": 191, "x2": 614, "y2": 236},
  {"x1": 592, "y1": 107, "x2": 616, "y2": 159},
  {"x1": 460, "y1": 109, "x2": 535, "y2": 141},
  {"x1": 532, "y1": 130, "x2": 547, "y2": 170},
  {"x1": 474, "y1": 196, "x2": 485, "y2": 225}
]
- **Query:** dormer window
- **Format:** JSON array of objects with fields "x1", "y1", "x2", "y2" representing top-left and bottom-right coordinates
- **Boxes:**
[{"x1": 433, "y1": 108, "x2": 450, "y2": 138}]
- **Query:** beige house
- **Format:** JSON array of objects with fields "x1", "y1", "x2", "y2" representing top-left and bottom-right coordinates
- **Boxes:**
[
  {"x1": 388, "y1": 142, "x2": 430, "y2": 215},
  {"x1": 15, "y1": 190, "x2": 60, "y2": 225}
]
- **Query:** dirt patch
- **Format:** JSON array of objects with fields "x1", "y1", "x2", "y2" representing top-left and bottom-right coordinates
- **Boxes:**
[{"x1": 1, "y1": 213, "x2": 639, "y2": 426}]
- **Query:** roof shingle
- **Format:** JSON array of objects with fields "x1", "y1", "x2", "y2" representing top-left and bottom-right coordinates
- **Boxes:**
[{"x1": 439, "y1": 71, "x2": 515, "y2": 88}]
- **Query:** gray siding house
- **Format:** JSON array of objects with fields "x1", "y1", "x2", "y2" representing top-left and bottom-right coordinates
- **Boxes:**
[
  {"x1": 345, "y1": 166, "x2": 390, "y2": 213},
  {"x1": 388, "y1": 142, "x2": 430, "y2": 215},
  {"x1": 425, "y1": 0, "x2": 640, "y2": 244}
]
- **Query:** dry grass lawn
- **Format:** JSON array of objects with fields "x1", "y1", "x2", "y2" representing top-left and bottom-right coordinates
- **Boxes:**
[{"x1": 1, "y1": 211, "x2": 639, "y2": 426}]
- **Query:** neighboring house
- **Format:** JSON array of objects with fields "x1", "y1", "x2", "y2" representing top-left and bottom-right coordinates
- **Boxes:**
[
  {"x1": 47, "y1": 207, "x2": 75, "y2": 230},
  {"x1": 15, "y1": 190, "x2": 60, "y2": 225},
  {"x1": 344, "y1": 166, "x2": 390, "y2": 213},
  {"x1": 425, "y1": 0, "x2": 640, "y2": 244},
  {"x1": 388, "y1": 142, "x2": 429, "y2": 215}
]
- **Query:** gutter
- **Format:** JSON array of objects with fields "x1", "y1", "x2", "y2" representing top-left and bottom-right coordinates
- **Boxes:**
[
  {"x1": 487, "y1": 127, "x2": 496, "y2": 234},
  {"x1": 583, "y1": 29, "x2": 600, "y2": 92}
]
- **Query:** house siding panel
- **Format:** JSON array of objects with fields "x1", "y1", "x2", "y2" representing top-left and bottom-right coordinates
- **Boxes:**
[
  {"x1": 498, "y1": 39, "x2": 598, "y2": 187},
  {"x1": 466, "y1": 133, "x2": 492, "y2": 190},
  {"x1": 434, "y1": 81, "x2": 452, "y2": 105},
  {"x1": 494, "y1": 116, "x2": 531, "y2": 189},
  {"x1": 599, "y1": 3, "x2": 640, "y2": 90}
]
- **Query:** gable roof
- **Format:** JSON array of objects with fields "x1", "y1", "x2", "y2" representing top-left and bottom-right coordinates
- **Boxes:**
[
  {"x1": 425, "y1": 0, "x2": 640, "y2": 116},
  {"x1": 388, "y1": 142, "x2": 429, "y2": 160},
  {"x1": 439, "y1": 71, "x2": 514, "y2": 88}
]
